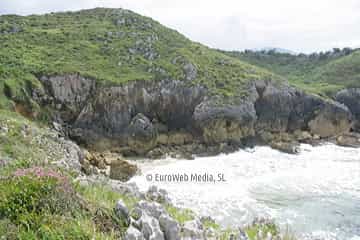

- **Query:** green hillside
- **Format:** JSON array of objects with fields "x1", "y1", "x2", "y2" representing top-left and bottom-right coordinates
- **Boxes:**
[
  {"x1": 310, "y1": 51, "x2": 360, "y2": 88},
  {"x1": 0, "y1": 8, "x2": 281, "y2": 111},
  {"x1": 223, "y1": 48, "x2": 360, "y2": 96}
]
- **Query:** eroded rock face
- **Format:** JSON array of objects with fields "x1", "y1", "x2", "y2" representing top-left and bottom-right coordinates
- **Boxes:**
[
  {"x1": 127, "y1": 113, "x2": 157, "y2": 154},
  {"x1": 335, "y1": 88, "x2": 360, "y2": 131},
  {"x1": 73, "y1": 80, "x2": 205, "y2": 135},
  {"x1": 67, "y1": 79, "x2": 206, "y2": 152},
  {"x1": 35, "y1": 75, "x2": 353, "y2": 155},
  {"x1": 308, "y1": 101, "x2": 351, "y2": 137},
  {"x1": 254, "y1": 81, "x2": 352, "y2": 137},
  {"x1": 193, "y1": 99, "x2": 257, "y2": 144},
  {"x1": 39, "y1": 74, "x2": 95, "y2": 121},
  {"x1": 254, "y1": 82, "x2": 295, "y2": 132}
]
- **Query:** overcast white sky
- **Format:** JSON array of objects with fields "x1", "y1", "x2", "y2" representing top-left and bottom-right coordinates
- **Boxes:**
[{"x1": 1, "y1": 0, "x2": 360, "y2": 53}]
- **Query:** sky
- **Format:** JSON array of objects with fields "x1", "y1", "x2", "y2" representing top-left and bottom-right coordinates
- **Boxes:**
[{"x1": 1, "y1": 0, "x2": 360, "y2": 53}]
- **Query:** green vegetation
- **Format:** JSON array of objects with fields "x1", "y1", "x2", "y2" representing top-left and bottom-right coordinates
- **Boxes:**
[
  {"x1": 78, "y1": 183, "x2": 138, "y2": 210},
  {"x1": 0, "y1": 8, "x2": 281, "y2": 110},
  {"x1": 202, "y1": 218, "x2": 221, "y2": 231},
  {"x1": 223, "y1": 48, "x2": 360, "y2": 97},
  {"x1": 0, "y1": 109, "x2": 68, "y2": 176},
  {"x1": 245, "y1": 221, "x2": 278, "y2": 239},
  {"x1": 0, "y1": 167, "x2": 127, "y2": 239},
  {"x1": 0, "y1": 109, "x2": 131, "y2": 239},
  {"x1": 165, "y1": 204, "x2": 195, "y2": 224},
  {"x1": 0, "y1": 8, "x2": 305, "y2": 239}
]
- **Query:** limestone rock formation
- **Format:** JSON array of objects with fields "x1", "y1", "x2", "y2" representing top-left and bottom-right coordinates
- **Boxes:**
[
  {"x1": 110, "y1": 159, "x2": 139, "y2": 181},
  {"x1": 335, "y1": 88, "x2": 360, "y2": 131},
  {"x1": 308, "y1": 101, "x2": 351, "y2": 137},
  {"x1": 35, "y1": 74, "x2": 353, "y2": 156}
]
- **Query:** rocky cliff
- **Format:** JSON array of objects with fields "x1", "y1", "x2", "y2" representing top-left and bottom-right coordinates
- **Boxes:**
[
  {"x1": 335, "y1": 88, "x2": 360, "y2": 132},
  {"x1": 32, "y1": 73, "x2": 353, "y2": 157},
  {"x1": 0, "y1": 8, "x2": 357, "y2": 157}
]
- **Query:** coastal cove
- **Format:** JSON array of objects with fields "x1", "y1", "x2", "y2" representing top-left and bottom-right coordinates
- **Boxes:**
[
  {"x1": 1, "y1": 7, "x2": 360, "y2": 240},
  {"x1": 131, "y1": 143, "x2": 360, "y2": 240}
]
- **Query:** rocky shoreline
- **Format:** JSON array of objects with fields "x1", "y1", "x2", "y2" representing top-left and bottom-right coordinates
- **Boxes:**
[
  {"x1": 76, "y1": 174, "x2": 287, "y2": 240},
  {"x1": 3, "y1": 76, "x2": 360, "y2": 239},
  {"x1": 1, "y1": 7, "x2": 360, "y2": 239},
  {"x1": 1, "y1": 110, "x2": 357, "y2": 239},
  {"x1": 29, "y1": 74, "x2": 360, "y2": 159}
]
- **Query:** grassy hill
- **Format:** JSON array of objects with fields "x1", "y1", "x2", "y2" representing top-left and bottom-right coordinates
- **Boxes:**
[
  {"x1": 0, "y1": 8, "x2": 282, "y2": 111},
  {"x1": 223, "y1": 48, "x2": 360, "y2": 96}
]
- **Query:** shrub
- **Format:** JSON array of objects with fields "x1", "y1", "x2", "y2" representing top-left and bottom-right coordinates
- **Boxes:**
[
  {"x1": 92, "y1": 207, "x2": 125, "y2": 238},
  {"x1": 0, "y1": 167, "x2": 82, "y2": 228},
  {"x1": 245, "y1": 218, "x2": 279, "y2": 240}
]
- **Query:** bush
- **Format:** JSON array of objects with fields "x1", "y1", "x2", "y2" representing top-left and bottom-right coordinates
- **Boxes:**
[
  {"x1": 0, "y1": 167, "x2": 128, "y2": 239},
  {"x1": 0, "y1": 167, "x2": 82, "y2": 228}
]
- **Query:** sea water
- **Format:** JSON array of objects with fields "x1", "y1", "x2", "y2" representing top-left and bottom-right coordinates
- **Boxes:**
[{"x1": 130, "y1": 143, "x2": 360, "y2": 240}]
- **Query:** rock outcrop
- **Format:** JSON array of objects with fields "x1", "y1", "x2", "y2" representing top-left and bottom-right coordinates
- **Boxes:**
[
  {"x1": 308, "y1": 101, "x2": 351, "y2": 137},
  {"x1": 110, "y1": 159, "x2": 139, "y2": 181},
  {"x1": 254, "y1": 81, "x2": 351, "y2": 137},
  {"x1": 335, "y1": 88, "x2": 360, "y2": 131},
  {"x1": 127, "y1": 113, "x2": 157, "y2": 154},
  {"x1": 336, "y1": 132, "x2": 360, "y2": 147},
  {"x1": 36, "y1": 74, "x2": 96, "y2": 122},
  {"x1": 34, "y1": 75, "x2": 353, "y2": 156},
  {"x1": 193, "y1": 98, "x2": 256, "y2": 144},
  {"x1": 182, "y1": 219, "x2": 204, "y2": 239}
]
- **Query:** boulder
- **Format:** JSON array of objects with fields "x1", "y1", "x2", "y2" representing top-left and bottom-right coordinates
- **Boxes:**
[
  {"x1": 182, "y1": 219, "x2": 204, "y2": 240},
  {"x1": 335, "y1": 88, "x2": 360, "y2": 131},
  {"x1": 270, "y1": 141, "x2": 300, "y2": 154},
  {"x1": 336, "y1": 133, "x2": 360, "y2": 147},
  {"x1": 159, "y1": 214, "x2": 180, "y2": 240},
  {"x1": 136, "y1": 200, "x2": 166, "y2": 219},
  {"x1": 110, "y1": 181, "x2": 144, "y2": 199},
  {"x1": 125, "y1": 226, "x2": 145, "y2": 240},
  {"x1": 109, "y1": 159, "x2": 138, "y2": 181},
  {"x1": 309, "y1": 101, "x2": 351, "y2": 138},
  {"x1": 293, "y1": 130, "x2": 312, "y2": 141},
  {"x1": 238, "y1": 229, "x2": 250, "y2": 240},
  {"x1": 146, "y1": 147, "x2": 167, "y2": 159},
  {"x1": 146, "y1": 186, "x2": 171, "y2": 204},
  {"x1": 127, "y1": 113, "x2": 157, "y2": 154},
  {"x1": 139, "y1": 213, "x2": 164, "y2": 240},
  {"x1": 114, "y1": 199, "x2": 129, "y2": 223},
  {"x1": 84, "y1": 151, "x2": 108, "y2": 169}
]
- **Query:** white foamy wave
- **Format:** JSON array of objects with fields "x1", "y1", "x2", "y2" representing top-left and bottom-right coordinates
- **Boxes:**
[{"x1": 130, "y1": 143, "x2": 360, "y2": 239}]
